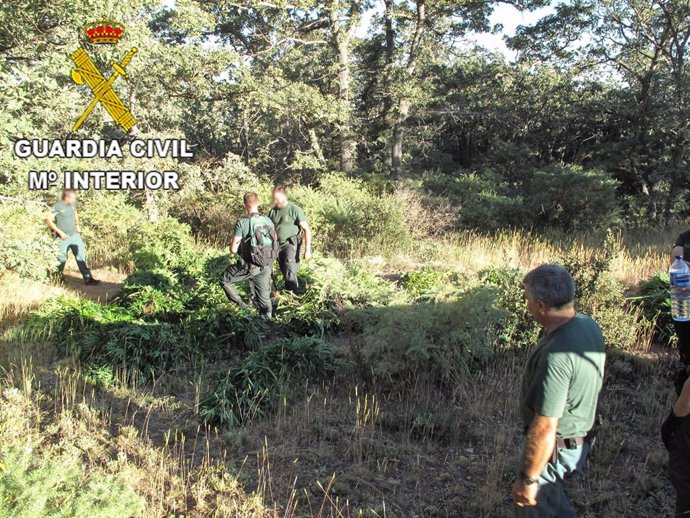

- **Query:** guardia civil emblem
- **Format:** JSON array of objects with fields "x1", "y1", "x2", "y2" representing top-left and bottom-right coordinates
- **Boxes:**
[{"x1": 70, "y1": 20, "x2": 137, "y2": 132}]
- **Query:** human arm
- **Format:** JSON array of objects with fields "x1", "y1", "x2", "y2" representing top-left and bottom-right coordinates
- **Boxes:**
[
  {"x1": 230, "y1": 235, "x2": 241, "y2": 254},
  {"x1": 299, "y1": 221, "x2": 312, "y2": 259},
  {"x1": 74, "y1": 210, "x2": 81, "y2": 234},
  {"x1": 512, "y1": 415, "x2": 559, "y2": 506},
  {"x1": 45, "y1": 213, "x2": 66, "y2": 240},
  {"x1": 674, "y1": 377, "x2": 690, "y2": 418},
  {"x1": 230, "y1": 219, "x2": 243, "y2": 255}
]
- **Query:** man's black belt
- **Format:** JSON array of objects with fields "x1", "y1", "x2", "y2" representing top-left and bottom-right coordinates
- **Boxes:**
[{"x1": 556, "y1": 436, "x2": 586, "y2": 449}]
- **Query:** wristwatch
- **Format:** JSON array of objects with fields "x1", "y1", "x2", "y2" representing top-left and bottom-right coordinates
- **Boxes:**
[{"x1": 520, "y1": 472, "x2": 538, "y2": 486}]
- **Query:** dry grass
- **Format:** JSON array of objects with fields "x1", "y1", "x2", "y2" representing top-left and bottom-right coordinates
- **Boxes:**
[{"x1": 382, "y1": 227, "x2": 677, "y2": 287}]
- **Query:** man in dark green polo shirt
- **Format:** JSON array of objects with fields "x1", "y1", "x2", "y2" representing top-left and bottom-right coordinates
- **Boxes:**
[
  {"x1": 45, "y1": 190, "x2": 99, "y2": 285},
  {"x1": 267, "y1": 187, "x2": 312, "y2": 293},
  {"x1": 219, "y1": 192, "x2": 275, "y2": 320},
  {"x1": 512, "y1": 264, "x2": 606, "y2": 517}
]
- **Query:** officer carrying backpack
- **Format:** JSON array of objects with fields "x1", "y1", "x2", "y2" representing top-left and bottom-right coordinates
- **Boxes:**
[{"x1": 245, "y1": 215, "x2": 279, "y2": 267}]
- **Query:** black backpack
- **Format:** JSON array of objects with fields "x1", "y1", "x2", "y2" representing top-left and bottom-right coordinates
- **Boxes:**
[{"x1": 244, "y1": 215, "x2": 279, "y2": 267}]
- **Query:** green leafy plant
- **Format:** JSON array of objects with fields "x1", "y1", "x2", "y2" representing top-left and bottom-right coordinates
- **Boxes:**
[{"x1": 200, "y1": 336, "x2": 338, "y2": 427}]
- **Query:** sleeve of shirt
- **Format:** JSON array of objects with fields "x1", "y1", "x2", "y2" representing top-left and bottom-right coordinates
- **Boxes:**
[
  {"x1": 294, "y1": 205, "x2": 307, "y2": 225},
  {"x1": 234, "y1": 220, "x2": 243, "y2": 238},
  {"x1": 534, "y1": 352, "x2": 572, "y2": 419},
  {"x1": 50, "y1": 203, "x2": 59, "y2": 217}
]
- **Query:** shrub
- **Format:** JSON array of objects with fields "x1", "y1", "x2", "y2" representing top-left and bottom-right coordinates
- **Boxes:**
[
  {"x1": 78, "y1": 193, "x2": 144, "y2": 268},
  {"x1": 274, "y1": 256, "x2": 396, "y2": 337},
  {"x1": 291, "y1": 174, "x2": 411, "y2": 256},
  {"x1": 200, "y1": 336, "x2": 338, "y2": 427},
  {"x1": 0, "y1": 445, "x2": 145, "y2": 518},
  {"x1": 423, "y1": 170, "x2": 525, "y2": 231},
  {"x1": 563, "y1": 243, "x2": 643, "y2": 350},
  {"x1": 182, "y1": 306, "x2": 267, "y2": 352},
  {"x1": 115, "y1": 269, "x2": 189, "y2": 321},
  {"x1": 0, "y1": 203, "x2": 55, "y2": 282},
  {"x1": 129, "y1": 217, "x2": 197, "y2": 271},
  {"x1": 399, "y1": 269, "x2": 450, "y2": 300},
  {"x1": 525, "y1": 164, "x2": 620, "y2": 231},
  {"x1": 424, "y1": 164, "x2": 620, "y2": 232},
  {"x1": 478, "y1": 266, "x2": 541, "y2": 349},
  {"x1": 350, "y1": 286, "x2": 503, "y2": 391},
  {"x1": 632, "y1": 273, "x2": 673, "y2": 344}
]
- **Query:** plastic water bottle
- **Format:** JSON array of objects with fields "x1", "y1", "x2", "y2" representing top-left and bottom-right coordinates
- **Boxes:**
[{"x1": 670, "y1": 256, "x2": 690, "y2": 321}]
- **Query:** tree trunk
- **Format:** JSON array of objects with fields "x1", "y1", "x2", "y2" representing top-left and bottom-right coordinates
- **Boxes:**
[
  {"x1": 336, "y1": 30, "x2": 354, "y2": 173},
  {"x1": 390, "y1": 0, "x2": 426, "y2": 177},
  {"x1": 391, "y1": 99, "x2": 410, "y2": 174}
]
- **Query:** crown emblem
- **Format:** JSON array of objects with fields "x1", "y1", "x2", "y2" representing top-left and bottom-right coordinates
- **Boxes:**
[{"x1": 83, "y1": 20, "x2": 124, "y2": 44}]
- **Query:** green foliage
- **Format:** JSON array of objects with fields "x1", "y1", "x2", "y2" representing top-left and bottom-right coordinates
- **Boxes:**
[
  {"x1": 130, "y1": 217, "x2": 197, "y2": 272},
  {"x1": 78, "y1": 193, "x2": 144, "y2": 268},
  {"x1": 350, "y1": 286, "x2": 503, "y2": 391},
  {"x1": 633, "y1": 273, "x2": 673, "y2": 343},
  {"x1": 399, "y1": 269, "x2": 450, "y2": 300},
  {"x1": 478, "y1": 266, "x2": 541, "y2": 349},
  {"x1": 0, "y1": 446, "x2": 145, "y2": 518},
  {"x1": 115, "y1": 269, "x2": 189, "y2": 321},
  {"x1": 182, "y1": 306, "x2": 266, "y2": 352},
  {"x1": 200, "y1": 337, "x2": 338, "y2": 427},
  {"x1": 526, "y1": 165, "x2": 621, "y2": 231},
  {"x1": 291, "y1": 175, "x2": 412, "y2": 256},
  {"x1": 0, "y1": 204, "x2": 55, "y2": 282},
  {"x1": 426, "y1": 165, "x2": 620, "y2": 232}
]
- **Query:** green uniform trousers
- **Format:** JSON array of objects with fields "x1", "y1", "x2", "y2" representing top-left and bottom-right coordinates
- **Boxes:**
[
  {"x1": 219, "y1": 260, "x2": 272, "y2": 319},
  {"x1": 56, "y1": 234, "x2": 93, "y2": 281},
  {"x1": 278, "y1": 235, "x2": 301, "y2": 293},
  {"x1": 514, "y1": 442, "x2": 591, "y2": 518}
]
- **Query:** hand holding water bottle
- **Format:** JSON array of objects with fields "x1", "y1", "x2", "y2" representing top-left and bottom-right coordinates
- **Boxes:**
[{"x1": 670, "y1": 256, "x2": 690, "y2": 321}]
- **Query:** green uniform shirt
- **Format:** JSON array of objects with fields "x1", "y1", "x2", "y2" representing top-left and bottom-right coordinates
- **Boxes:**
[
  {"x1": 267, "y1": 202, "x2": 307, "y2": 244},
  {"x1": 51, "y1": 201, "x2": 77, "y2": 235},
  {"x1": 520, "y1": 314, "x2": 606, "y2": 438}
]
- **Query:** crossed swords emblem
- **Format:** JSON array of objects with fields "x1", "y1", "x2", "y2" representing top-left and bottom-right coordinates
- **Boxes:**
[{"x1": 70, "y1": 46, "x2": 138, "y2": 132}]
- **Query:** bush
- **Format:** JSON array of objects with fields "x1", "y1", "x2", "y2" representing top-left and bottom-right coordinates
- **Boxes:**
[
  {"x1": 291, "y1": 174, "x2": 412, "y2": 256},
  {"x1": 563, "y1": 242, "x2": 642, "y2": 350},
  {"x1": 115, "y1": 269, "x2": 189, "y2": 321},
  {"x1": 632, "y1": 273, "x2": 672, "y2": 344},
  {"x1": 350, "y1": 286, "x2": 504, "y2": 391},
  {"x1": 525, "y1": 165, "x2": 620, "y2": 231},
  {"x1": 424, "y1": 164, "x2": 620, "y2": 232},
  {"x1": 129, "y1": 217, "x2": 197, "y2": 272},
  {"x1": 0, "y1": 203, "x2": 55, "y2": 282},
  {"x1": 200, "y1": 336, "x2": 338, "y2": 427},
  {"x1": 399, "y1": 269, "x2": 451, "y2": 300},
  {"x1": 423, "y1": 170, "x2": 525, "y2": 231},
  {"x1": 78, "y1": 193, "x2": 144, "y2": 268},
  {"x1": 0, "y1": 445, "x2": 145, "y2": 518},
  {"x1": 478, "y1": 266, "x2": 541, "y2": 349}
]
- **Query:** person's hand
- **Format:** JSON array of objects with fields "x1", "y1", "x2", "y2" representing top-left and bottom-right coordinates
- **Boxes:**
[
  {"x1": 304, "y1": 249, "x2": 312, "y2": 260},
  {"x1": 512, "y1": 477, "x2": 539, "y2": 507},
  {"x1": 75, "y1": 225, "x2": 80, "y2": 234},
  {"x1": 57, "y1": 230, "x2": 67, "y2": 240}
]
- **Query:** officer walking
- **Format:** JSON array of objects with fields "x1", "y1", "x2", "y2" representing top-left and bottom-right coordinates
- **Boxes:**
[
  {"x1": 45, "y1": 189, "x2": 99, "y2": 285},
  {"x1": 219, "y1": 192, "x2": 277, "y2": 320},
  {"x1": 267, "y1": 187, "x2": 312, "y2": 293},
  {"x1": 512, "y1": 264, "x2": 606, "y2": 517}
]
